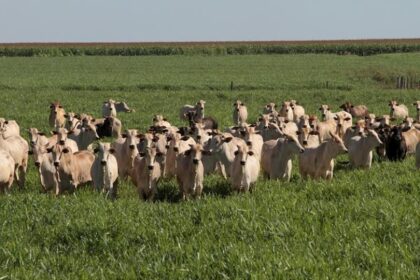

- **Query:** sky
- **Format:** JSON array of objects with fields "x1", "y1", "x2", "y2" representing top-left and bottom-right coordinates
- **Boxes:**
[{"x1": 1, "y1": 0, "x2": 419, "y2": 42}]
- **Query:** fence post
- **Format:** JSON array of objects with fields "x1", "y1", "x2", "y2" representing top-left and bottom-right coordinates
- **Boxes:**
[{"x1": 230, "y1": 81, "x2": 234, "y2": 91}]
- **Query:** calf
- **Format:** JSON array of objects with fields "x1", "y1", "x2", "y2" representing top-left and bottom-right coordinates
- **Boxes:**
[
  {"x1": 319, "y1": 104, "x2": 336, "y2": 121},
  {"x1": 52, "y1": 128, "x2": 79, "y2": 152},
  {"x1": 49, "y1": 102, "x2": 66, "y2": 129},
  {"x1": 299, "y1": 132, "x2": 348, "y2": 180},
  {"x1": 233, "y1": 100, "x2": 248, "y2": 125},
  {"x1": 64, "y1": 112, "x2": 81, "y2": 131},
  {"x1": 102, "y1": 99, "x2": 134, "y2": 118},
  {"x1": 256, "y1": 114, "x2": 281, "y2": 141},
  {"x1": 386, "y1": 126, "x2": 406, "y2": 161},
  {"x1": 296, "y1": 115, "x2": 320, "y2": 147},
  {"x1": 290, "y1": 100, "x2": 305, "y2": 122},
  {"x1": 0, "y1": 128, "x2": 28, "y2": 188},
  {"x1": 152, "y1": 115, "x2": 172, "y2": 128},
  {"x1": 401, "y1": 117, "x2": 414, "y2": 130},
  {"x1": 389, "y1": 100, "x2": 409, "y2": 119},
  {"x1": 28, "y1": 128, "x2": 56, "y2": 148},
  {"x1": 339, "y1": 102, "x2": 369, "y2": 118},
  {"x1": 112, "y1": 129, "x2": 140, "y2": 179},
  {"x1": 0, "y1": 150, "x2": 15, "y2": 193},
  {"x1": 263, "y1": 102, "x2": 277, "y2": 115},
  {"x1": 230, "y1": 143, "x2": 260, "y2": 192},
  {"x1": 334, "y1": 111, "x2": 353, "y2": 139},
  {"x1": 279, "y1": 101, "x2": 294, "y2": 122},
  {"x1": 185, "y1": 111, "x2": 218, "y2": 130},
  {"x1": 208, "y1": 132, "x2": 246, "y2": 178},
  {"x1": 49, "y1": 145, "x2": 95, "y2": 195},
  {"x1": 91, "y1": 142, "x2": 119, "y2": 199},
  {"x1": 176, "y1": 144, "x2": 209, "y2": 200},
  {"x1": 240, "y1": 126, "x2": 264, "y2": 160},
  {"x1": 138, "y1": 132, "x2": 168, "y2": 176},
  {"x1": 29, "y1": 142, "x2": 57, "y2": 192},
  {"x1": 0, "y1": 118, "x2": 20, "y2": 138},
  {"x1": 165, "y1": 134, "x2": 196, "y2": 178},
  {"x1": 180, "y1": 100, "x2": 206, "y2": 121},
  {"x1": 347, "y1": 129, "x2": 383, "y2": 168},
  {"x1": 365, "y1": 114, "x2": 378, "y2": 129},
  {"x1": 261, "y1": 133, "x2": 305, "y2": 181},
  {"x1": 402, "y1": 127, "x2": 420, "y2": 154},
  {"x1": 96, "y1": 116, "x2": 122, "y2": 138},
  {"x1": 132, "y1": 146, "x2": 162, "y2": 201},
  {"x1": 69, "y1": 122, "x2": 100, "y2": 150}
]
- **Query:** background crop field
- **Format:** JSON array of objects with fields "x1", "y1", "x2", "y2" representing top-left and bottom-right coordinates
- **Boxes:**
[{"x1": 0, "y1": 53, "x2": 419, "y2": 279}]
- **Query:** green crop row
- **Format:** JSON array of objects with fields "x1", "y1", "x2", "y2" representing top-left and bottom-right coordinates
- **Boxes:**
[{"x1": 1, "y1": 43, "x2": 420, "y2": 57}]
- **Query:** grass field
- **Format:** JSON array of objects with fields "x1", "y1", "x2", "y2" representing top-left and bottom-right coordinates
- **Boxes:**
[{"x1": 0, "y1": 53, "x2": 419, "y2": 278}]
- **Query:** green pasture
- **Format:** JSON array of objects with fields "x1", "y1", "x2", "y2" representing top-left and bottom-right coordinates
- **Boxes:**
[{"x1": 0, "y1": 53, "x2": 419, "y2": 279}]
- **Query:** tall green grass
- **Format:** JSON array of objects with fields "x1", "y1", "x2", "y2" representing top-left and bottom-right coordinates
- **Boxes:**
[
  {"x1": 1, "y1": 40, "x2": 420, "y2": 57},
  {"x1": 0, "y1": 54, "x2": 418, "y2": 278}
]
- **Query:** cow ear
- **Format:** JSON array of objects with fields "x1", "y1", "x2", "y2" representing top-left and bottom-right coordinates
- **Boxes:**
[
  {"x1": 46, "y1": 148, "x2": 53, "y2": 153},
  {"x1": 247, "y1": 151, "x2": 254, "y2": 156},
  {"x1": 139, "y1": 152, "x2": 146, "y2": 157},
  {"x1": 63, "y1": 148, "x2": 69, "y2": 154},
  {"x1": 38, "y1": 132, "x2": 45, "y2": 136},
  {"x1": 344, "y1": 117, "x2": 351, "y2": 121},
  {"x1": 223, "y1": 136, "x2": 233, "y2": 143},
  {"x1": 91, "y1": 118, "x2": 96, "y2": 122},
  {"x1": 156, "y1": 152, "x2": 163, "y2": 157},
  {"x1": 51, "y1": 131, "x2": 58, "y2": 135},
  {"x1": 93, "y1": 148, "x2": 99, "y2": 153},
  {"x1": 109, "y1": 148, "x2": 115, "y2": 154},
  {"x1": 121, "y1": 133, "x2": 127, "y2": 138}
]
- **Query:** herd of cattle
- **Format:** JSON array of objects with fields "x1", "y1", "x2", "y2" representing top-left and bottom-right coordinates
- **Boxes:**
[{"x1": 0, "y1": 98, "x2": 419, "y2": 200}]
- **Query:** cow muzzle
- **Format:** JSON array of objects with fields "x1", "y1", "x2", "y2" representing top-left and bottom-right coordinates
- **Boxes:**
[
  {"x1": 148, "y1": 165, "x2": 154, "y2": 170},
  {"x1": 240, "y1": 160, "x2": 246, "y2": 166},
  {"x1": 59, "y1": 140, "x2": 65, "y2": 145},
  {"x1": 129, "y1": 144, "x2": 135, "y2": 150},
  {"x1": 54, "y1": 162, "x2": 59, "y2": 167}
]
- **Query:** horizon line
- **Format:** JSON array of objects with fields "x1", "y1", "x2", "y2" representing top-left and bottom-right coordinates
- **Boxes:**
[{"x1": 1, "y1": 38, "x2": 420, "y2": 46}]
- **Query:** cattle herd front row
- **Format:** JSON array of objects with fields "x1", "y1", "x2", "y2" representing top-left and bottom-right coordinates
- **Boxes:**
[{"x1": 0, "y1": 98, "x2": 419, "y2": 200}]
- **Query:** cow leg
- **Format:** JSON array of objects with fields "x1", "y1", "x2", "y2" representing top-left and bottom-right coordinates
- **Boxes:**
[{"x1": 18, "y1": 165, "x2": 26, "y2": 189}]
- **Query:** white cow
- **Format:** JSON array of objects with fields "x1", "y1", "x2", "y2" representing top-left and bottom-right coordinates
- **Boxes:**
[
  {"x1": 230, "y1": 142, "x2": 260, "y2": 193},
  {"x1": 261, "y1": 134, "x2": 305, "y2": 181},
  {"x1": 0, "y1": 150, "x2": 15, "y2": 193},
  {"x1": 347, "y1": 129, "x2": 383, "y2": 168},
  {"x1": 91, "y1": 142, "x2": 119, "y2": 199},
  {"x1": 299, "y1": 132, "x2": 348, "y2": 180}
]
